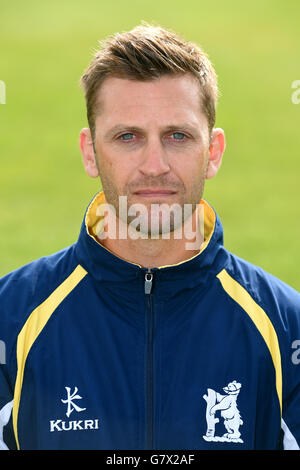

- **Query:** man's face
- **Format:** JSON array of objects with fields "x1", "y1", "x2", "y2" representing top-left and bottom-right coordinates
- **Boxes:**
[{"x1": 81, "y1": 73, "x2": 224, "y2": 235}]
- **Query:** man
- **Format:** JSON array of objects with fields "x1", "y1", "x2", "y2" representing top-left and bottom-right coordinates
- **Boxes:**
[{"x1": 0, "y1": 22, "x2": 300, "y2": 451}]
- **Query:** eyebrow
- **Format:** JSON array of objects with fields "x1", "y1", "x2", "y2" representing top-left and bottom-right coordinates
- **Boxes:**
[{"x1": 103, "y1": 123, "x2": 201, "y2": 140}]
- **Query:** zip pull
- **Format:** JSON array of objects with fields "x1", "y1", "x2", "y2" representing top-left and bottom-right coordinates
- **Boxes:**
[{"x1": 144, "y1": 268, "x2": 154, "y2": 295}]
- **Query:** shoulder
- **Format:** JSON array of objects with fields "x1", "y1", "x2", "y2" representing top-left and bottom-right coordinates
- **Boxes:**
[
  {"x1": 218, "y1": 252, "x2": 300, "y2": 402},
  {"x1": 0, "y1": 244, "x2": 78, "y2": 297},
  {"x1": 222, "y1": 252, "x2": 300, "y2": 316},
  {"x1": 0, "y1": 244, "x2": 80, "y2": 352},
  {"x1": 219, "y1": 251, "x2": 300, "y2": 347}
]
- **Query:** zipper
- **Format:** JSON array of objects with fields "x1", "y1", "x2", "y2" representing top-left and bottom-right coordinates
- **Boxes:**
[
  {"x1": 144, "y1": 268, "x2": 153, "y2": 294},
  {"x1": 144, "y1": 268, "x2": 154, "y2": 449}
]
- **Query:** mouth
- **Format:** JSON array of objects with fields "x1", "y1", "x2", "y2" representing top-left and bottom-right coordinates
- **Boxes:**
[{"x1": 133, "y1": 189, "x2": 177, "y2": 198}]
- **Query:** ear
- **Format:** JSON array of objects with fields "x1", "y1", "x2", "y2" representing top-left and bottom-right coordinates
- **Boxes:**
[
  {"x1": 206, "y1": 128, "x2": 226, "y2": 179},
  {"x1": 79, "y1": 128, "x2": 99, "y2": 178}
]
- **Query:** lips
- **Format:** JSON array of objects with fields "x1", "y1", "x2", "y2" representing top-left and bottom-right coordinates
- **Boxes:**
[{"x1": 134, "y1": 189, "x2": 177, "y2": 196}]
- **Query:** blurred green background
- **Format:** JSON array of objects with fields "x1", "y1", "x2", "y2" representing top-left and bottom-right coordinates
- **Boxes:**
[{"x1": 0, "y1": 0, "x2": 299, "y2": 290}]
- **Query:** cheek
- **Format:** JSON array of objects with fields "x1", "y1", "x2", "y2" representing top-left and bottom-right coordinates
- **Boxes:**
[
  {"x1": 98, "y1": 144, "x2": 134, "y2": 173},
  {"x1": 98, "y1": 155, "x2": 133, "y2": 193},
  {"x1": 96, "y1": 147, "x2": 116, "y2": 178},
  {"x1": 173, "y1": 156, "x2": 206, "y2": 183}
]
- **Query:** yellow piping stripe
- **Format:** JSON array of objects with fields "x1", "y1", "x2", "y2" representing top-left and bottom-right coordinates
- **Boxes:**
[
  {"x1": 13, "y1": 264, "x2": 88, "y2": 449},
  {"x1": 216, "y1": 268, "x2": 282, "y2": 414},
  {"x1": 85, "y1": 191, "x2": 216, "y2": 270},
  {"x1": 158, "y1": 201, "x2": 216, "y2": 268}
]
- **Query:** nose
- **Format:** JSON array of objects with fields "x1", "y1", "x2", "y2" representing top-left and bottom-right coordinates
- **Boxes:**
[{"x1": 138, "y1": 137, "x2": 170, "y2": 177}]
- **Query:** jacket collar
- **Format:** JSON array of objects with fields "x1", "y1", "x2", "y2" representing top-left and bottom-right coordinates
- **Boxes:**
[{"x1": 75, "y1": 191, "x2": 226, "y2": 293}]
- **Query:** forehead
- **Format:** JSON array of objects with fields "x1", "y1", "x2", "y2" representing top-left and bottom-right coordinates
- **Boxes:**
[{"x1": 94, "y1": 74, "x2": 206, "y2": 126}]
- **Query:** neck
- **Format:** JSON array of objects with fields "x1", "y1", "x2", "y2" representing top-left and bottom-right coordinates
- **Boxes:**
[{"x1": 96, "y1": 209, "x2": 203, "y2": 268}]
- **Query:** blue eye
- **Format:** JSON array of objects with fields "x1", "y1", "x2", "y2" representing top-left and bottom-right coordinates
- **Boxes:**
[
  {"x1": 172, "y1": 132, "x2": 185, "y2": 140},
  {"x1": 120, "y1": 133, "x2": 134, "y2": 141}
]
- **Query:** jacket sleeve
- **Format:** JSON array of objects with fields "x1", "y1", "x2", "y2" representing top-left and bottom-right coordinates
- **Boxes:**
[
  {"x1": 281, "y1": 340, "x2": 300, "y2": 449},
  {"x1": 279, "y1": 285, "x2": 300, "y2": 450},
  {"x1": 0, "y1": 362, "x2": 16, "y2": 450},
  {"x1": 0, "y1": 274, "x2": 19, "y2": 450}
]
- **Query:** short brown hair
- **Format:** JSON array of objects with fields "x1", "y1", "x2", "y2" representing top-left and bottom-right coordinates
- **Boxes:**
[{"x1": 80, "y1": 22, "x2": 219, "y2": 143}]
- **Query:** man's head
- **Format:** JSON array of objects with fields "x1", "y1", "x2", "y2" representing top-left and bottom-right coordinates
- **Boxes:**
[
  {"x1": 79, "y1": 22, "x2": 225, "y2": 236},
  {"x1": 80, "y1": 22, "x2": 219, "y2": 145}
]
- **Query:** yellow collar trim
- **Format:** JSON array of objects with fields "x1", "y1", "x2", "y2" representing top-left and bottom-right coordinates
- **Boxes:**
[{"x1": 84, "y1": 191, "x2": 216, "y2": 269}]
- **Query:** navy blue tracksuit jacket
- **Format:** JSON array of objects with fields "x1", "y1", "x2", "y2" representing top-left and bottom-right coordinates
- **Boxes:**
[{"x1": 0, "y1": 190, "x2": 300, "y2": 450}]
